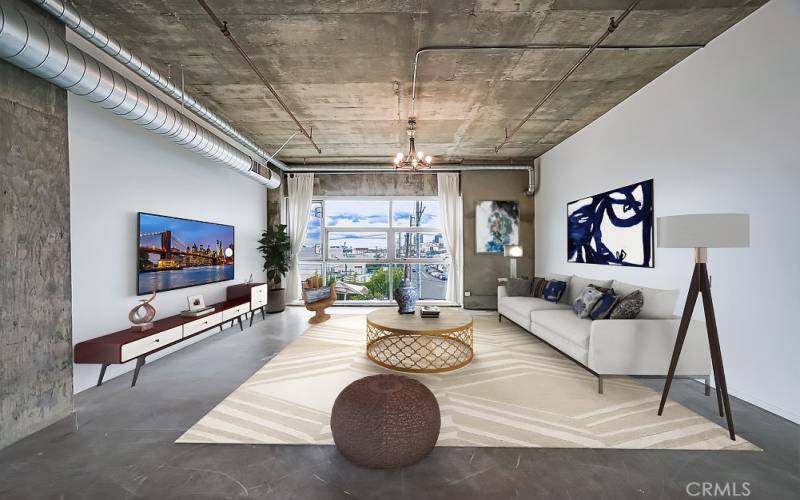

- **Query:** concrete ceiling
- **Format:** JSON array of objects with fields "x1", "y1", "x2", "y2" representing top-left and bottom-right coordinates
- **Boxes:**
[{"x1": 71, "y1": 0, "x2": 766, "y2": 164}]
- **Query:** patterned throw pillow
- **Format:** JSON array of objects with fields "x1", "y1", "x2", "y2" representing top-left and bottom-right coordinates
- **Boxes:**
[
  {"x1": 506, "y1": 278, "x2": 532, "y2": 297},
  {"x1": 542, "y1": 280, "x2": 568, "y2": 303},
  {"x1": 590, "y1": 290, "x2": 619, "y2": 320},
  {"x1": 609, "y1": 290, "x2": 644, "y2": 319},
  {"x1": 573, "y1": 286, "x2": 605, "y2": 318},
  {"x1": 530, "y1": 277, "x2": 547, "y2": 298}
]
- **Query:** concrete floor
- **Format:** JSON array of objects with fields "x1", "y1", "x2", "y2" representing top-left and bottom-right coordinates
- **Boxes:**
[{"x1": 0, "y1": 307, "x2": 797, "y2": 499}]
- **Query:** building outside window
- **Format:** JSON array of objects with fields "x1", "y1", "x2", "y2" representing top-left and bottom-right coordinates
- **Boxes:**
[{"x1": 298, "y1": 198, "x2": 449, "y2": 302}]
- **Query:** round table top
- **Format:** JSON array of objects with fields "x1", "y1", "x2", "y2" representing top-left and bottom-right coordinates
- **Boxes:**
[{"x1": 367, "y1": 308, "x2": 473, "y2": 334}]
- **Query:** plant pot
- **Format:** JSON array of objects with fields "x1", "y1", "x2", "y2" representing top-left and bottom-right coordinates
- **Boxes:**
[{"x1": 266, "y1": 287, "x2": 286, "y2": 313}]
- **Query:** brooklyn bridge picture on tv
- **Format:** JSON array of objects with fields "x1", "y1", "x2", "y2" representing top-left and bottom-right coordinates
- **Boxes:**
[
  {"x1": 567, "y1": 179, "x2": 654, "y2": 267},
  {"x1": 137, "y1": 212, "x2": 235, "y2": 295}
]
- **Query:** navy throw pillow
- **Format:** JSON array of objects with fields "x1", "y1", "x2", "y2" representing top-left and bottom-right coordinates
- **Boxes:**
[
  {"x1": 590, "y1": 290, "x2": 619, "y2": 320},
  {"x1": 543, "y1": 280, "x2": 567, "y2": 303}
]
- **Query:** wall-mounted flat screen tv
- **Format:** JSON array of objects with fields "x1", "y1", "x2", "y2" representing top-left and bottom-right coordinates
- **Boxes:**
[{"x1": 137, "y1": 212, "x2": 235, "y2": 295}]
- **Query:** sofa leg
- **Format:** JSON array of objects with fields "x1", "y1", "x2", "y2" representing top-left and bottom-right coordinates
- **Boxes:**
[
  {"x1": 498, "y1": 314, "x2": 502, "y2": 323},
  {"x1": 704, "y1": 376, "x2": 711, "y2": 396},
  {"x1": 598, "y1": 376, "x2": 604, "y2": 394}
]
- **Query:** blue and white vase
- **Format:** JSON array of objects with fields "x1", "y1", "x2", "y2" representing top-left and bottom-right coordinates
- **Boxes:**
[{"x1": 394, "y1": 269, "x2": 418, "y2": 314}]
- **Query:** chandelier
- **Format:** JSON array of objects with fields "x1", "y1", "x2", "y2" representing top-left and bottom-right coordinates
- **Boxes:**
[{"x1": 393, "y1": 118, "x2": 432, "y2": 171}]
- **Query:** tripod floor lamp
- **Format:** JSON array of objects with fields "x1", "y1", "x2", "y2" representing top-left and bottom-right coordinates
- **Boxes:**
[{"x1": 656, "y1": 213, "x2": 749, "y2": 441}]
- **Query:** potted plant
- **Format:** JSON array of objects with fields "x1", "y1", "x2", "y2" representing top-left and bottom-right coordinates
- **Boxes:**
[{"x1": 258, "y1": 224, "x2": 291, "y2": 313}]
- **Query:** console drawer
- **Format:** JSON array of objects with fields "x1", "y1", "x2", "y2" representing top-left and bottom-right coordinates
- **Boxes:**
[
  {"x1": 222, "y1": 303, "x2": 249, "y2": 322},
  {"x1": 183, "y1": 312, "x2": 223, "y2": 337},
  {"x1": 251, "y1": 284, "x2": 268, "y2": 308},
  {"x1": 121, "y1": 326, "x2": 182, "y2": 362}
]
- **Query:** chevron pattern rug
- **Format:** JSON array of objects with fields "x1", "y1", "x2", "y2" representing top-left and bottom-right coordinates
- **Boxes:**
[{"x1": 177, "y1": 314, "x2": 757, "y2": 450}]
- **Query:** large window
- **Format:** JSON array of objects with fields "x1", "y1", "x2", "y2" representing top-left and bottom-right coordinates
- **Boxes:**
[{"x1": 298, "y1": 199, "x2": 449, "y2": 302}]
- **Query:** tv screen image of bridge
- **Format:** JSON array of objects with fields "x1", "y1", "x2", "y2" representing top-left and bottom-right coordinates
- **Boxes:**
[{"x1": 137, "y1": 215, "x2": 235, "y2": 294}]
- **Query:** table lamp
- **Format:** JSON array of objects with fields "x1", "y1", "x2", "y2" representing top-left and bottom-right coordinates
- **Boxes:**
[
  {"x1": 504, "y1": 245, "x2": 523, "y2": 279},
  {"x1": 656, "y1": 213, "x2": 749, "y2": 440}
]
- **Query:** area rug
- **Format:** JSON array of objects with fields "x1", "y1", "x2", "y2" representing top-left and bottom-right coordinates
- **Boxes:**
[{"x1": 177, "y1": 314, "x2": 757, "y2": 450}]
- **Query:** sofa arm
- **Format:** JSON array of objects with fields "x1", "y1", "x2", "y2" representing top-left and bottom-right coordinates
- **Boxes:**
[
  {"x1": 588, "y1": 318, "x2": 711, "y2": 376},
  {"x1": 497, "y1": 285, "x2": 508, "y2": 299}
]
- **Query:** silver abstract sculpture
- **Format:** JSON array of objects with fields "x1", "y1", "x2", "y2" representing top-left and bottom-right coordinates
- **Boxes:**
[{"x1": 129, "y1": 291, "x2": 157, "y2": 332}]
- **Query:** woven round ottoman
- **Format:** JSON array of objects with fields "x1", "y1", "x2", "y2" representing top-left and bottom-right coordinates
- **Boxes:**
[{"x1": 331, "y1": 374, "x2": 440, "y2": 469}]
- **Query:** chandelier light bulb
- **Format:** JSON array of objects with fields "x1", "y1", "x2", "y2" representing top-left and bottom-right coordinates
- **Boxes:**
[{"x1": 392, "y1": 117, "x2": 434, "y2": 171}]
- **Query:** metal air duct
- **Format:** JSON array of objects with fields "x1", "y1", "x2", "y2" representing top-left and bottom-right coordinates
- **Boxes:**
[
  {"x1": 0, "y1": 3, "x2": 280, "y2": 188},
  {"x1": 30, "y1": 0, "x2": 289, "y2": 172}
]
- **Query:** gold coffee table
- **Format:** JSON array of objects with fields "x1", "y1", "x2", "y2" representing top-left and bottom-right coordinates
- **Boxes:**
[{"x1": 366, "y1": 308, "x2": 474, "y2": 373}]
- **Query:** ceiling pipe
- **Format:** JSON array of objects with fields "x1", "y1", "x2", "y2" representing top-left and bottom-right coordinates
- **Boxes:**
[
  {"x1": 410, "y1": 41, "x2": 704, "y2": 119},
  {"x1": 495, "y1": 0, "x2": 645, "y2": 153},
  {"x1": 29, "y1": 0, "x2": 289, "y2": 172},
  {"x1": 195, "y1": 0, "x2": 323, "y2": 155},
  {"x1": 282, "y1": 164, "x2": 533, "y2": 172},
  {"x1": 0, "y1": 2, "x2": 280, "y2": 188}
]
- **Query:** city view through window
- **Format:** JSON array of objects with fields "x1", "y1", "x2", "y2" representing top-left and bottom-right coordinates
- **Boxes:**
[{"x1": 298, "y1": 199, "x2": 449, "y2": 302}]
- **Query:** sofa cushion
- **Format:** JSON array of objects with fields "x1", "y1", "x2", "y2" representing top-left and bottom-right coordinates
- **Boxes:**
[
  {"x1": 610, "y1": 280, "x2": 679, "y2": 319},
  {"x1": 609, "y1": 290, "x2": 644, "y2": 319},
  {"x1": 500, "y1": 296, "x2": 568, "y2": 317},
  {"x1": 572, "y1": 285, "x2": 605, "y2": 319},
  {"x1": 543, "y1": 280, "x2": 568, "y2": 303},
  {"x1": 566, "y1": 276, "x2": 614, "y2": 305},
  {"x1": 506, "y1": 277, "x2": 532, "y2": 296},
  {"x1": 532, "y1": 309, "x2": 592, "y2": 349},
  {"x1": 531, "y1": 277, "x2": 548, "y2": 298},
  {"x1": 305, "y1": 286, "x2": 331, "y2": 303},
  {"x1": 590, "y1": 291, "x2": 619, "y2": 320}
]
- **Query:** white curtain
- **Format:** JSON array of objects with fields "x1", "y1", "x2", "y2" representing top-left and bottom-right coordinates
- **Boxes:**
[
  {"x1": 286, "y1": 173, "x2": 314, "y2": 302},
  {"x1": 437, "y1": 173, "x2": 463, "y2": 304}
]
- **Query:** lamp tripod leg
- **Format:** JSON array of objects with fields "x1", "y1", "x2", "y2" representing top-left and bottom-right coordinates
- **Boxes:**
[
  {"x1": 658, "y1": 265, "x2": 699, "y2": 415},
  {"x1": 698, "y1": 263, "x2": 735, "y2": 440}
]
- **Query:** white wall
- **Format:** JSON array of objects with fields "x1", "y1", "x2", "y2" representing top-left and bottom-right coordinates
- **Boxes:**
[
  {"x1": 536, "y1": 0, "x2": 799, "y2": 423},
  {"x1": 69, "y1": 95, "x2": 268, "y2": 393}
]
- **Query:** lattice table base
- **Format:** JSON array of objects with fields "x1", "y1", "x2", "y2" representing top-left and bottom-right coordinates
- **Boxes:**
[{"x1": 366, "y1": 320, "x2": 473, "y2": 373}]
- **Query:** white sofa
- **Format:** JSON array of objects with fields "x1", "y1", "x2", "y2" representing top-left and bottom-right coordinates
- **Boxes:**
[{"x1": 497, "y1": 274, "x2": 711, "y2": 393}]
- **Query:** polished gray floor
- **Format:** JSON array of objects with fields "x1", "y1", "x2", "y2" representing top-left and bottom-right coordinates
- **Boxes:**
[{"x1": 1, "y1": 307, "x2": 797, "y2": 499}]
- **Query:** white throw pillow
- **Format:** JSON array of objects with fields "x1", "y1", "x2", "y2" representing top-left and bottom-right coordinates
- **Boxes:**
[
  {"x1": 610, "y1": 280, "x2": 680, "y2": 319},
  {"x1": 567, "y1": 276, "x2": 613, "y2": 306}
]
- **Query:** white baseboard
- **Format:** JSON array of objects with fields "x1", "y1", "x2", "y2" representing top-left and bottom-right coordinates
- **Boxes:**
[{"x1": 705, "y1": 380, "x2": 800, "y2": 425}]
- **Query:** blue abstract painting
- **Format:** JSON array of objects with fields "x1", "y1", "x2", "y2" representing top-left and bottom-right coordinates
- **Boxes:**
[
  {"x1": 476, "y1": 201, "x2": 519, "y2": 253},
  {"x1": 567, "y1": 180, "x2": 654, "y2": 267}
]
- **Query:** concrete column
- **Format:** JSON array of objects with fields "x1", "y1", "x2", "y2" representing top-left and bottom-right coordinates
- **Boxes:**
[{"x1": 0, "y1": 0, "x2": 72, "y2": 450}]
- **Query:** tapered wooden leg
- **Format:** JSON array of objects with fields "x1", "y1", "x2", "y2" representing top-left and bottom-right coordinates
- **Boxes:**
[
  {"x1": 698, "y1": 264, "x2": 735, "y2": 440},
  {"x1": 97, "y1": 364, "x2": 108, "y2": 387},
  {"x1": 498, "y1": 314, "x2": 502, "y2": 323},
  {"x1": 131, "y1": 357, "x2": 145, "y2": 388},
  {"x1": 250, "y1": 312, "x2": 255, "y2": 327},
  {"x1": 238, "y1": 316, "x2": 244, "y2": 331},
  {"x1": 659, "y1": 265, "x2": 700, "y2": 415}
]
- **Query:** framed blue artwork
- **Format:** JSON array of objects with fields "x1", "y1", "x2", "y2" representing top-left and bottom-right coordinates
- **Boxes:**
[
  {"x1": 476, "y1": 201, "x2": 519, "y2": 253},
  {"x1": 567, "y1": 179, "x2": 654, "y2": 267}
]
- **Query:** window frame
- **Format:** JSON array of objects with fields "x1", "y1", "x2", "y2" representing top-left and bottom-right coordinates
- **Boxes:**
[{"x1": 297, "y1": 196, "x2": 449, "y2": 303}]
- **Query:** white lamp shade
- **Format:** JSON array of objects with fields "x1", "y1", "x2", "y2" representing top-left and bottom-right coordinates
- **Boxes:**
[
  {"x1": 504, "y1": 245, "x2": 524, "y2": 257},
  {"x1": 658, "y1": 214, "x2": 750, "y2": 248}
]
